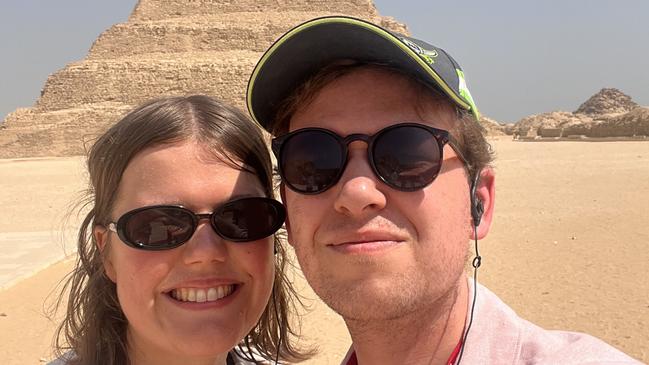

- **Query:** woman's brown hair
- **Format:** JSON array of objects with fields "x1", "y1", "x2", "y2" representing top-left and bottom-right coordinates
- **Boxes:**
[{"x1": 53, "y1": 95, "x2": 312, "y2": 364}]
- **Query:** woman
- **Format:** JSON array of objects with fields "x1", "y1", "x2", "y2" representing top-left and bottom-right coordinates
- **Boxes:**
[{"x1": 51, "y1": 95, "x2": 311, "y2": 364}]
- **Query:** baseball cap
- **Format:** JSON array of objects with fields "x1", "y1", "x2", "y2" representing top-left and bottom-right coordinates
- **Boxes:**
[{"x1": 247, "y1": 16, "x2": 480, "y2": 132}]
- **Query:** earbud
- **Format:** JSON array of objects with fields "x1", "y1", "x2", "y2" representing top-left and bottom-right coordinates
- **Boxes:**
[
  {"x1": 472, "y1": 199, "x2": 484, "y2": 227},
  {"x1": 470, "y1": 171, "x2": 484, "y2": 227}
]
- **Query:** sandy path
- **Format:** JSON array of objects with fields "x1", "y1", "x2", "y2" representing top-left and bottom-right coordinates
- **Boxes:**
[
  {"x1": 0, "y1": 157, "x2": 87, "y2": 233},
  {"x1": 0, "y1": 259, "x2": 73, "y2": 362},
  {"x1": 480, "y1": 139, "x2": 648, "y2": 362},
  {"x1": 0, "y1": 139, "x2": 647, "y2": 364}
]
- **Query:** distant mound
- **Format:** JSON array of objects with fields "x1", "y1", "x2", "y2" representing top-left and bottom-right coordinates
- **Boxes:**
[
  {"x1": 513, "y1": 88, "x2": 648, "y2": 139},
  {"x1": 575, "y1": 88, "x2": 639, "y2": 118},
  {"x1": 513, "y1": 111, "x2": 594, "y2": 138},
  {"x1": 479, "y1": 116, "x2": 508, "y2": 136}
]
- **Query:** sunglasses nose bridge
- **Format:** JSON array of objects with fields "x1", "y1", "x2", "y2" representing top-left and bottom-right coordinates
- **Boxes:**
[
  {"x1": 342, "y1": 133, "x2": 371, "y2": 148},
  {"x1": 342, "y1": 134, "x2": 372, "y2": 163},
  {"x1": 193, "y1": 212, "x2": 216, "y2": 232},
  {"x1": 187, "y1": 212, "x2": 230, "y2": 246},
  {"x1": 194, "y1": 212, "x2": 212, "y2": 221},
  {"x1": 338, "y1": 133, "x2": 385, "y2": 186}
]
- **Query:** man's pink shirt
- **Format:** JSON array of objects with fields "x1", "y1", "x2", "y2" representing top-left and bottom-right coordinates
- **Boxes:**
[{"x1": 342, "y1": 280, "x2": 642, "y2": 364}]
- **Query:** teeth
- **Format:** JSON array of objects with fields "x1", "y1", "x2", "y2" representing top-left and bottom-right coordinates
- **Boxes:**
[
  {"x1": 171, "y1": 285, "x2": 235, "y2": 303},
  {"x1": 196, "y1": 289, "x2": 206, "y2": 302},
  {"x1": 207, "y1": 288, "x2": 217, "y2": 301}
]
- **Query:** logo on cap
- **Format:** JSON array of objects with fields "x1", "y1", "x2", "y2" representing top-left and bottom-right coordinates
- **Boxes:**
[{"x1": 401, "y1": 38, "x2": 439, "y2": 65}]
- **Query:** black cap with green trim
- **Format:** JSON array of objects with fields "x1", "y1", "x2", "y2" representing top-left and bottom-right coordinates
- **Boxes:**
[{"x1": 247, "y1": 15, "x2": 480, "y2": 132}]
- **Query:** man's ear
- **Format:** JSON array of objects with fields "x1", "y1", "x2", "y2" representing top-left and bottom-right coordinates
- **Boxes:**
[
  {"x1": 471, "y1": 168, "x2": 496, "y2": 240},
  {"x1": 279, "y1": 184, "x2": 295, "y2": 247},
  {"x1": 94, "y1": 225, "x2": 117, "y2": 282}
]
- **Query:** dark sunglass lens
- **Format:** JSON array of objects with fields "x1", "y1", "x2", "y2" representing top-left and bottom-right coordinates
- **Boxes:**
[
  {"x1": 213, "y1": 198, "x2": 285, "y2": 242},
  {"x1": 123, "y1": 207, "x2": 194, "y2": 247},
  {"x1": 280, "y1": 131, "x2": 344, "y2": 193},
  {"x1": 373, "y1": 126, "x2": 442, "y2": 190}
]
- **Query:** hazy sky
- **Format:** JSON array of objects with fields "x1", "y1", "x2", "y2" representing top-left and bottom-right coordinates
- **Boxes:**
[{"x1": 1, "y1": 0, "x2": 647, "y2": 123}]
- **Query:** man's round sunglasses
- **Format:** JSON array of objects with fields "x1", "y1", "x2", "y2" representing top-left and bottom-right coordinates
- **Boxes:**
[
  {"x1": 107, "y1": 197, "x2": 286, "y2": 251},
  {"x1": 272, "y1": 122, "x2": 465, "y2": 194}
]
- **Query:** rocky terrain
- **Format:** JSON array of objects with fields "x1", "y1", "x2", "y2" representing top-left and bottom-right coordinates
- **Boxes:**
[
  {"x1": 575, "y1": 88, "x2": 639, "y2": 117},
  {"x1": 479, "y1": 116, "x2": 509, "y2": 136},
  {"x1": 507, "y1": 88, "x2": 648, "y2": 139},
  {"x1": 0, "y1": 0, "x2": 407, "y2": 158}
]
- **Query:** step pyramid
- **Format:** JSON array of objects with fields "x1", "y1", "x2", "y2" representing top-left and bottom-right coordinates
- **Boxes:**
[{"x1": 0, "y1": 0, "x2": 407, "y2": 157}]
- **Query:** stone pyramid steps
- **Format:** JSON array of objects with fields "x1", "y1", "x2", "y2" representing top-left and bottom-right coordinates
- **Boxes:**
[
  {"x1": 129, "y1": 0, "x2": 378, "y2": 21},
  {"x1": 0, "y1": 0, "x2": 408, "y2": 158},
  {"x1": 88, "y1": 11, "x2": 374, "y2": 59},
  {"x1": 36, "y1": 51, "x2": 258, "y2": 112},
  {"x1": 0, "y1": 103, "x2": 133, "y2": 157},
  {"x1": 4, "y1": 102, "x2": 131, "y2": 130}
]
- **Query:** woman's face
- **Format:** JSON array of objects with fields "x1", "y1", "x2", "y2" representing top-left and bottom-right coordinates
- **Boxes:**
[{"x1": 96, "y1": 142, "x2": 275, "y2": 364}]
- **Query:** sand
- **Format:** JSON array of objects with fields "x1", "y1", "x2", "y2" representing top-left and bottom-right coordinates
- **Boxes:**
[{"x1": 0, "y1": 138, "x2": 647, "y2": 364}]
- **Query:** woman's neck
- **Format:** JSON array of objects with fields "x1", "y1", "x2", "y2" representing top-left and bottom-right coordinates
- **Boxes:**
[{"x1": 127, "y1": 329, "x2": 230, "y2": 365}]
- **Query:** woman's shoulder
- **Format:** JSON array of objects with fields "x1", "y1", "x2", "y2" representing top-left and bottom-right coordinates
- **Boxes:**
[
  {"x1": 230, "y1": 347, "x2": 277, "y2": 364},
  {"x1": 47, "y1": 349, "x2": 271, "y2": 365},
  {"x1": 46, "y1": 351, "x2": 75, "y2": 365}
]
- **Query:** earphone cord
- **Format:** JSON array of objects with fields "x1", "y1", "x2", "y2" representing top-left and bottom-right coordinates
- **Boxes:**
[{"x1": 455, "y1": 225, "x2": 481, "y2": 365}]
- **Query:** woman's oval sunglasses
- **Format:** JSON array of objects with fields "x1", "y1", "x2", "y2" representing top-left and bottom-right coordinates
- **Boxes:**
[
  {"x1": 107, "y1": 197, "x2": 286, "y2": 250},
  {"x1": 271, "y1": 122, "x2": 465, "y2": 194}
]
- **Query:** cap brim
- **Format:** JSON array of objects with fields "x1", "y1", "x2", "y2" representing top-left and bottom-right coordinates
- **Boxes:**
[{"x1": 247, "y1": 16, "x2": 472, "y2": 131}]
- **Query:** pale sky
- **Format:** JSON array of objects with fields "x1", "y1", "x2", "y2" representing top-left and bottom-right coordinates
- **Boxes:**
[{"x1": 1, "y1": 0, "x2": 647, "y2": 123}]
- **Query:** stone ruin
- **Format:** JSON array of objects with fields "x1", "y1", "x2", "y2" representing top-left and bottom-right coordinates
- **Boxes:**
[
  {"x1": 510, "y1": 88, "x2": 648, "y2": 140},
  {"x1": 0, "y1": 0, "x2": 408, "y2": 158},
  {"x1": 479, "y1": 116, "x2": 508, "y2": 136},
  {"x1": 575, "y1": 88, "x2": 639, "y2": 118}
]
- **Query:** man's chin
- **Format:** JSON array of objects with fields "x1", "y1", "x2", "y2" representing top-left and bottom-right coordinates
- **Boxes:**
[{"x1": 312, "y1": 278, "x2": 424, "y2": 321}]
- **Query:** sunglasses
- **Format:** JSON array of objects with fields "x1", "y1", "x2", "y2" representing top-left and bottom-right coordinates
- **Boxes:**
[
  {"x1": 107, "y1": 197, "x2": 286, "y2": 250},
  {"x1": 272, "y1": 123, "x2": 464, "y2": 194}
]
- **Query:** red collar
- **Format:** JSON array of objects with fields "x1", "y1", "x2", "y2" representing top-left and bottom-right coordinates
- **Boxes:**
[{"x1": 345, "y1": 338, "x2": 464, "y2": 365}]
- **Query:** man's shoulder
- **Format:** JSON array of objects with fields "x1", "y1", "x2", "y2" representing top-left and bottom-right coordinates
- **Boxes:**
[
  {"x1": 519, "y1": 328, "x2": 643, "y2": 364},
  {"x1": 463, "y1": 282, "x2": 641, "y2": 364}
]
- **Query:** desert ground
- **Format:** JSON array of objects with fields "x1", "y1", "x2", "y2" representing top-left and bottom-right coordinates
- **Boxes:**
[{"x1": 0, "y1": 138, "x2": 647, "y2": 364}]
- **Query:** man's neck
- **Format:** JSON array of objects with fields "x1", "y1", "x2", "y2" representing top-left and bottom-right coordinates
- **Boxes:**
[{"x1": 344, "y1": 276, "x2": 469, "y2": 365}]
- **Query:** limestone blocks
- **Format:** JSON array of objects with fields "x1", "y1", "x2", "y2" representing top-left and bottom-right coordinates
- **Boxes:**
[{"x1": 1, "y1": 0, "x2": 408, "y2": 157}]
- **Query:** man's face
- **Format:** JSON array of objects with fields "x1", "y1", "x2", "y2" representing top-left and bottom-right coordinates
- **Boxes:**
[{"x1": 283, "y1": 67, "x2": 476, "y2": 320}]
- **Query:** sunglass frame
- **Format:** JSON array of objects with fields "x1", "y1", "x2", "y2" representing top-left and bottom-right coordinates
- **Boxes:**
[
  {"x1": 272, "y1": 122, "x2": 464, "y2": 194},
  {"x1": 107, "y1": 197, "x2": 286, "y2": 250}
]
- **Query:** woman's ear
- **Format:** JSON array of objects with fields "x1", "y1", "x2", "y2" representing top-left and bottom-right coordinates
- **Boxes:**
[
  {"x1": 279, "y1": 185, "x2": 294, "y2": 247},
  {"x1": 94, "y1": 225, "x2": 116, "y2": 282},
  {"x1": 471, "y1": 168, "x2": 496, "y2": 240}
]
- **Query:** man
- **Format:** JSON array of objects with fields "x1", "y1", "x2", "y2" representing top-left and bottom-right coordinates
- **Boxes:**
[{"x1": 246, "y1": 16, "x2": 640, "y2": 364}]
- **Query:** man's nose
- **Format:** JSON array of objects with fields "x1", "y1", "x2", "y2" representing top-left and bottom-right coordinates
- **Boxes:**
[{"x1": 333, "y1": 143, "x2": 387, "y2": 216}]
